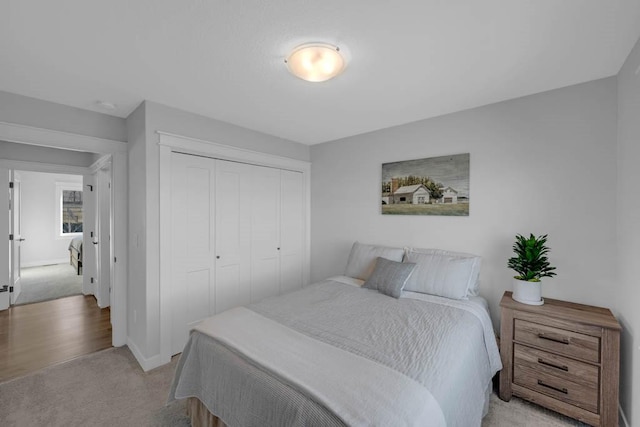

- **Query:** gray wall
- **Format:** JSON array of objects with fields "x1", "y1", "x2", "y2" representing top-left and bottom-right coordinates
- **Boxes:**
[
  {"x1": 0, "y1": 91, "x2": 126, "y2": 142},
  {"x1": 310, "y1": 76, "x2": 624, "y2": 413},
  {"x1": 126, "y1": 102, "x2": 147, "y2": 354},
  {"x1": 127, "y1": 100, "x2": 310, "y2": 360},
  {"x1": 616, "y1": 36, "x2": 640, "y2": 425},
  {"x1": 16, "y1": 171, "x2": 83, "y2": 267}
]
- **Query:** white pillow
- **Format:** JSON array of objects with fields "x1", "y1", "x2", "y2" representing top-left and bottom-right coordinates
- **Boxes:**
[
  {"x1": 403, "y1": 248, "x2": 482, "y2": 299},
  {"x1": 344, "y1": 242, "x2": 405, "y2": 281}
]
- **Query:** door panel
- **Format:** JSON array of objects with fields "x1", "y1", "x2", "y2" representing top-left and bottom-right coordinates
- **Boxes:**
[
  {"x1": 250, "y1": 167, "x2": 280, "y2": 302},
  {"x1": 215, "y1": 160, "x2": 251, "y2": 313},
  {"x1": 279, "y1": 170, "x2": 304, "y2": 294},
  {"x1": 96, "y1": 166, "x2": 111, "y2": 308},
  {"x1": 170, "y1": 153, "x2": 216, "y2": 355},
  {"x1": 10, "y1": 176, "x2": 22, "y2": 304},
  {"x1": 82, "y1": 174, "x2": 96, "y2": 296},
  {"x1": 0, "y1": 167, "x2": 9, "y2": 310}
]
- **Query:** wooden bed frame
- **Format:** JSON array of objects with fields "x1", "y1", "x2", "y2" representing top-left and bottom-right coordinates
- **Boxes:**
[{"x1": 69, "y1": 246, "x2": 82, "y2": 275}]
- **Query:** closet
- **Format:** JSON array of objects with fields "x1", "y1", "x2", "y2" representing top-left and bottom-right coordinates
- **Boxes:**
[{"x1": 169, "y1": 152, "x2": 305, "y2": 355}]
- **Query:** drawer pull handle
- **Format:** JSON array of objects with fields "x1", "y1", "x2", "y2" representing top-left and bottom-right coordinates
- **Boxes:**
[
  {"x1": 537, "y1": 380, "x2": 568, "y2": 394},
  {"x1": 538, "y1": 333, "x2": 569, "y2": 345},
  {"x1": 537, "y1": 358, "x2": 569, "y2": 371}
]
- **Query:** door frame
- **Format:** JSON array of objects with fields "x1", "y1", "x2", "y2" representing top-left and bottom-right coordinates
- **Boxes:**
[
  {"x1": 91, "y1": 158, "x2": 113, "y2": 308},
  {"x1": 10, "y1": 172, "x2": 22, "y2": 305},
  {"x1": 157, "y1": 131, "x2": 311, "y2": 366},
  {"x1": 0, "y1": 121, "x2": 128, "y2": 347}
]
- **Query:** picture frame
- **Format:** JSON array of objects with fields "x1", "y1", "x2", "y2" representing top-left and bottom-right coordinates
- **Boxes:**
[{"x1": 381, "y1": 153, "x2": 469, "y2": 216}]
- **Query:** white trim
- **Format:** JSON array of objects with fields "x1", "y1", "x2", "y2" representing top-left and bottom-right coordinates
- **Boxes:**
[
  {"x1": 159, "y1": 143, "x2": 173, "y2": 362},
  {"x1": 157, "y1": 131, "x2": 310, "y2": 172},
  {"x1": 0, "y1": 159, "x2": 89, "y2": 175},
  {"x1": 56, "y1": 181, "x2": 83, "y2": 238},
  {"x1": 127, "y1": 338, "x2": 169, "y2": 372},
  {"x1": 89, "y1": 154, "x2": 112, "y2": 173},
  {"x1": 0, "y1": 121, "x2": 127, "y2": 347},
  {"x1": 157, "y1": 131, "x2": 311, "y2": 365},
  {"x1": 21, "y1": 258, "x2": 70, "y2": 268},
  {"x1": 0, "y1": 121, "x2": 127, "y2": 153}
]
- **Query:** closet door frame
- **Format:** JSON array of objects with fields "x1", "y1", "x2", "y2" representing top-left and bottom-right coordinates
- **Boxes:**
[{"x1": 158, "y1": 131, "x2": 310, "y2": 365}]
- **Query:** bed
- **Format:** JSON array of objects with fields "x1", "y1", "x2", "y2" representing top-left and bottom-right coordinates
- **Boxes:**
[
  {"x1": 169, "y1": 243, "x2": 502, "y2": 427},
  {"x1": 68, "y1": 235, "x2": 83, "y2": 275}
]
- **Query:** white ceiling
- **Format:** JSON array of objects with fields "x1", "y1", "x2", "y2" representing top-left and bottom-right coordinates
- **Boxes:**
[{"x1": 2, "y1": 1, "x2": 639, "y2": 145}]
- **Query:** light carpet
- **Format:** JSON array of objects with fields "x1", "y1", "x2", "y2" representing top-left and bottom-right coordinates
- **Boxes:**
[
  {"x1": 15, "y1": 263, "x2": 83, "y2": 305},
  {"x1": 0, "y1": 346, "x2": 588, "y2": 427}
]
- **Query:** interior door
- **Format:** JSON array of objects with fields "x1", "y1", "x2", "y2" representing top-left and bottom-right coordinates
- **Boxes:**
[
  {"x1": 279, "y1": 170, "x2": 304, "y2": 294},
  {"x1": 94, "y1": 164, "x2": 112, "y2": 308},
  {"x1": 170, "y1": 152, "x2": 216, "y2": 355},
  {"x1": 9, "y1": 174, "x2": 22, "y2": 304},
  {"x1": 250, "y1": 166, "x2": 281, "y2": 302},
  {"x1": 214, "y1": 159, "x2": 251, "y2": 313},
  {"x1": 82, "y1": 173, "x2": 96, "y2": 296},
  {"x1": 0, "y1": 167, "x2": 9, "y2": 310}
]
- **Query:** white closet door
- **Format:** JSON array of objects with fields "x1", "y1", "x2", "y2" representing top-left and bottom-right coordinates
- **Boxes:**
[
  {"x1": 170, "y1": 153, "x2": 216, "y2": 355},
  {"x1": 250, "y1": 166, "x2": 281, "y2": 302},
  {"x1": 215, "y1": 160, "x2": 252, "y2": 313},
  {"x1": 279, "y1": 170, "x2": 304, "y2": 294}
]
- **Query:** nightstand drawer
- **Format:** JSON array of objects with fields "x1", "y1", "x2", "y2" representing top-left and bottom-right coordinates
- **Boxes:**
[
  {"x1": 514, "y1": 363, "x2": 599, "y2": 413},
  {"x1": 514, "y1": 344, "x2": 599, "y2": 389},
  {"x1": 514, "y1": 319, "x2": 600, "y2": 363}
]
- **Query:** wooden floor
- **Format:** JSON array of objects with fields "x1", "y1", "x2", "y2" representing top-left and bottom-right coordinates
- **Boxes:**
[{"x1": 0, "y1": 295, "x2": 111, "y2": 382}]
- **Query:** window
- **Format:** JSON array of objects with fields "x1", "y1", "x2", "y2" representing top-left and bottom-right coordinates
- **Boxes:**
[
  {"x1": 56, "y1": 183, "x2": 83, "y2": 236},
  {"x1": 62, "y1": 190, "x2": 83, "y2": 233}
]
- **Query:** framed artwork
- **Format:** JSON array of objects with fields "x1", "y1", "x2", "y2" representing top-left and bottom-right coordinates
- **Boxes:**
[{"x1": 381, "y1": 153, "x2": 469, "y2": 216}]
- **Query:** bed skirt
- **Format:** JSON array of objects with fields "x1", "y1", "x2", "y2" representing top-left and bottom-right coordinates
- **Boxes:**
[{"x1": 187, "y1": 397, "x2": 228, "y2": 427}]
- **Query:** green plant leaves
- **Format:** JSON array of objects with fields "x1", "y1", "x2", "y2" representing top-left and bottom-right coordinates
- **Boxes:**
[{"x1": 507, "y1": 233, "x2": 557, "y2": 281}]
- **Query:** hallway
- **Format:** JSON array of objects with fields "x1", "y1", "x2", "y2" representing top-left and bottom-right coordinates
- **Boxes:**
[{"x1": 0, "y1": 295, "x2": 111, "y2": 382}]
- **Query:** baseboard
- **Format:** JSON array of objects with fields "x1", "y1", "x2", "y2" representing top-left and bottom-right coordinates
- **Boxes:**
[
  {"x1": 127, "y1": 338, "x2": 170, "y2": 372},
  {"x1": 619, "y1": 403, "x2": 630, "y2": 427},
  {"x1": 21, "y1": 258, "x2": 70, "y2": 268}
]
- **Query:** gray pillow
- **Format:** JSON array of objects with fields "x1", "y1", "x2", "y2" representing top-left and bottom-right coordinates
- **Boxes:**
[{"x1": 363, "y1": 257, "x2": 416, "y2": 299}]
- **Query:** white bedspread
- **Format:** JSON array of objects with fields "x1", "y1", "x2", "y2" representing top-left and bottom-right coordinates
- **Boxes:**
[
  {"x1": 170, "y1": 279, "x2": 502, "y2": 426},
  {"x1": 194, "y1": 307, "x2": 446, "y2": 427}
]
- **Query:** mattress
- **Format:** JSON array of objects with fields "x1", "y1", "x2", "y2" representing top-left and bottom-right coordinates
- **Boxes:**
[{"x1": 169, "y1": 276, "x2": 502, "y2": 426}]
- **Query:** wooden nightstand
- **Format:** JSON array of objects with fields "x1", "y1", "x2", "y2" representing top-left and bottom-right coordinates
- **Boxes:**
[{"x1": 499, "y1": 291, "x2": 621, "y2": 427}]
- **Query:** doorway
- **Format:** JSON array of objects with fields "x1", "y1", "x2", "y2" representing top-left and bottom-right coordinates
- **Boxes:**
[
  {"x1": 0, "y1": 156, "x2": 116, "y2": 381},
  {"x1": 9, "y1": 171, "x2": 85, "y2": 306},
  {"x1": 0, "y1": 165, "x2": 113, "y2": 309},
  {"x1": 0, "y1": 123, "x2": 127, "y2": 348}
]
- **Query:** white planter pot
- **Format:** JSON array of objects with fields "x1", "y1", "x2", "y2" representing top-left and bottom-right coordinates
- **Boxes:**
[{"x1": 512, "y1": 278, "x2": 544, "y2": 305}]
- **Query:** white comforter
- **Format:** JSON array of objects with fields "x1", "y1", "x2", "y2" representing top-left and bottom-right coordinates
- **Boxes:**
[
  {"x1": 195, "y1": 307, "x2": 446, "y2": 426},
  {"x1": 170, "y1": 277, "x2": 502, "y2": 426}
]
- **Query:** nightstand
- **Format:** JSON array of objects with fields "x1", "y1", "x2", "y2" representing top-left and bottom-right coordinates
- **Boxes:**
[{"x1": 499, "y1": 291, "x2": 621, "y2": 427}]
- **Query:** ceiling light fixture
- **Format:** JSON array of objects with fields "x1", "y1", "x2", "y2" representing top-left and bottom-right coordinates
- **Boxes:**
[{"x1": 285, "y1": 43, "x2": 345, "y2": 83}]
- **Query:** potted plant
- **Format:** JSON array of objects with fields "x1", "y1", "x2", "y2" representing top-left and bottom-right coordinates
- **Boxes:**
[{"x1": 507, "y1": 233, "x2": 556, "y2": 305}]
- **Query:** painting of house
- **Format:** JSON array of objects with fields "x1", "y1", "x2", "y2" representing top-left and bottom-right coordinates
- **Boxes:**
[
  {"x1": 391, "y1": 183, "x2": 430, "y2": 204},
  {"x1": 381, "y1": 153, "x2": 469, "y2": 216},
  {"x1": 440, "y1": 187, "x2": 458, "y2": 204}
]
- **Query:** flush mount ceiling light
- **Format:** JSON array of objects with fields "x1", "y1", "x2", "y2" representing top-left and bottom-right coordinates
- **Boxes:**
[{"x1": 285, "y1": 43, "x2": 345, "y2": 83}]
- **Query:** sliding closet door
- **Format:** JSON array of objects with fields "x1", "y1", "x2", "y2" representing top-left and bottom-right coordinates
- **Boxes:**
[
  {"x1": 250, "y1": 166, "x2": 281, "y2": 302},
  {"x1": 214, "y1": 160, "x2": 252, "y2": 313},
  {"x1": 170, "y1": 153, "x2": 216, "y2": 355},
  {"x1": 279, "y1": 170, "x2": 304, "y2": 294}
]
